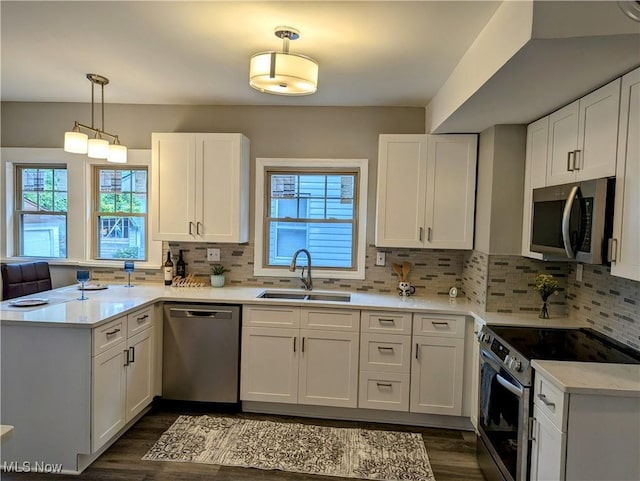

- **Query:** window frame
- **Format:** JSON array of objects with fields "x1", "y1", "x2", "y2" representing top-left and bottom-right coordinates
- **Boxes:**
[
  {"x1": 14, "y1": 164, "x2": 69, "y2": 258},
  {"x1": 254, "y1": 158, "x2": 368, "y2": 280},
  {"x1": 92, "y1": 166, "x2": 149, "y2": 261}
]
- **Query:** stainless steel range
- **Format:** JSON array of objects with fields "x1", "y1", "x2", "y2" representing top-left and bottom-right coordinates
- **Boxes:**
[{"x1": 476, "y1": 325, "x2": 640, "y2": 481}]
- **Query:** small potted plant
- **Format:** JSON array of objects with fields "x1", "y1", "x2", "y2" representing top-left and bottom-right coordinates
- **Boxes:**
[
  {"x1": 533, "y1": 273, "x2": 559, "y2": 319},
  {"x1": 210, "y1": 264, "x2": 228, "y2": 288}
]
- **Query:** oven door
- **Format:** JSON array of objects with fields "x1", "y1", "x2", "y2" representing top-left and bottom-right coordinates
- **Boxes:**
[{"x1": 478, "y1": 348, "x2": 531, "y2": 481}]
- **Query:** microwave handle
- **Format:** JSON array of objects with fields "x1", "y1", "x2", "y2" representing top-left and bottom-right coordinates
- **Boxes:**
[{"x1": 562, "y1": 185, "x2": 580, "y2": 259}]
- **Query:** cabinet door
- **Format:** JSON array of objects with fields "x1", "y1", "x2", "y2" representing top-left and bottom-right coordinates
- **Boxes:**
[
  {"x1": 547, "y1": 101, "x2": 579, "y2": 186},
  {"x1": 240, "y1": 327, "x2": 299, "y2": 403},
  {"x1": 125, "y1": 328, "x2": 154, "y2": 423},
  {"x1": 196, "y1": 134, "x2": 249, "y2": 243},
  {"x1": 522, "y1": 117, "x2": 547, "y2": 259},
  {"x1": 612, "y1": 68, "x2": 640, "y2": 281},
  {"x1": 92, "y1": 343, "x2": 127, "y2": 452},
  {"x1": 530, "y1": 407, "x2": 566, "y2": 481},
  {"x1": 298, "y1": 329, "x2": 359, "y2": 408},
  {"x1": 424, "y1": 134, "x2": 477, "y2": 249},
  {"x1": 410, "y1": 335, "x2": 464, "y2": 415},
  {"x1": 151, "y1": 133, "x2": 197, "y2": 241},
  {"x1": 375, "y1": 134, "x2": 427, "y2": 247},
  {"x1": 576, "y1": 78, "x2": 620, "y2": 181}
]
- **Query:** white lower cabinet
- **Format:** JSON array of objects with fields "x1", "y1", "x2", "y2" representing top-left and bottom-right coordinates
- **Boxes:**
[
  {"x1": 530, "y1": 406, "x2": 566, "y2": 481},
  {"x1": 358, "y1": 311, "x2": 412, "y2": 412},
  {"x1": 298, "y1": 329, "x2": 359, "y2": 408},
  {"x1": 410, "y1": 314, "x2": 465, "y2": 416},
  {"x1": 91, "y1": 309, "x2": 155, "y2": 452},
  {"x1": 241, "y1": 306, "x2": 360, "y2": 408},
  {"x1": 240, "y1": 327, "x2": 299, "y2": 403},
  {"x1": 530, "y1": 369, "x2": 640, "y2": 481}
]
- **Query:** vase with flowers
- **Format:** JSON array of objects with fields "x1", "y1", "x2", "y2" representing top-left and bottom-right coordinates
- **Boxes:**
[{"x1": 533, "y1": 274, "x2": 559, "y2": 319}]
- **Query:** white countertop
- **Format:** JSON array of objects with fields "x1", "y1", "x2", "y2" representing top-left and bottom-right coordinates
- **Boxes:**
[
  {"x1": 0, "y1": 283, "x2": 589, "y2": 329},
  {"x1": 532, "y1": 360, "x2": 640, "y2": 397}
]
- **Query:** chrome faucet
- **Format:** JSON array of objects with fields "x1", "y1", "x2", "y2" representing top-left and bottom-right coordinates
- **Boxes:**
[{"x1": 289, "y1": 249, "x2": 313, "y2": 291}]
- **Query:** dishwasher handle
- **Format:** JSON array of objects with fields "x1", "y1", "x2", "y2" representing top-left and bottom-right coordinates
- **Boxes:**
[{"x1": 168, "y1": 307, "x2": 234, "y2": 319}]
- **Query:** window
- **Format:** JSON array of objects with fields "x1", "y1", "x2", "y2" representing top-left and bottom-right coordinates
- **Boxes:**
[
  {"x1": 255, "y1": 158, "x2": 368, "y2": 280},
  {"x1": 15, "y1": 166, "x2": 68, "y2": 257},
  {"x1": 94, "y1": 167, "x2": 148, "y2": 260},
  {"x1": 267, "y1": 172, "x2": 356, "y2": 268}
]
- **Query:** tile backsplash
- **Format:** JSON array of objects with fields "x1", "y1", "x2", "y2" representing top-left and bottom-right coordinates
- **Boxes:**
[
  {"x1": 92, "y1": 242, "x2": 466, "y2": 297},
  {"x1": 92, "y1": 244, "x2": 639, "y2": 351}
]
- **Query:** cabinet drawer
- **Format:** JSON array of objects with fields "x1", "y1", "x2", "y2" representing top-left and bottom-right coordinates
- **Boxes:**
[
  {"x1": 127, "y1": 306, "x2": 153, "y2": 338},
  {"x1": 360, "y1": 333, "x2": 411, "y2": 373},
  {"x1": 358, "y1": 371, "x2": 410, "y2": 412},
  {"x1": 243, "y1": 305, "x2": 300, "y2": 328},
  {"x1": 534, "y1": 374, "x2": 567, "y2": 431},
  {"x1": 301, "y1": 308, "x2": 360, "y2": 331},
  {"x1": 413, "y1": 314, "x2": 465, "y2": 338},
  {"x1": 93, "y1": 317, "x2": 126, "y2": 356},
  {"x1": 361, "y1": 311, "x2": 412, "y2": 334}
]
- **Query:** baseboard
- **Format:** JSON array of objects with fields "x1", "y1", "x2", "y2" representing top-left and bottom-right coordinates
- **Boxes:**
[{"x1": 241, "y1": 401, "x2": 474, "y2": 431}]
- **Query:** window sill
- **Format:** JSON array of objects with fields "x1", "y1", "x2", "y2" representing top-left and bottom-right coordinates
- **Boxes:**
[
  {"x1": 2, "y1": 257, "x2": 161, "y2": 271},
  {"x1": 253, "y1": 265, "x2": 365, "y2": 280}
]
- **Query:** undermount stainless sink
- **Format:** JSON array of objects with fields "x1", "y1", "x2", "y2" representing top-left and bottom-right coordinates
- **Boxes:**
[{"x1": 257, "y1": 291, "x2": 351, "y2": 302}]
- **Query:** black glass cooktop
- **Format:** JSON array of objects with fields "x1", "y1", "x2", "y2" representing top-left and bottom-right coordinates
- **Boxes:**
[{"x1": 488, "y1": 326, "x2": 640, "y2": 364}]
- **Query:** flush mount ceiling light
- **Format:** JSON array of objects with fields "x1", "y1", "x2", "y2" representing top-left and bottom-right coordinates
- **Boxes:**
[
  {"x1": 249, "y1": 26, "x2": 318, "y2": 96},
  {"x1": 63, "y1": 73, "x2": 127, "y2": 163}
]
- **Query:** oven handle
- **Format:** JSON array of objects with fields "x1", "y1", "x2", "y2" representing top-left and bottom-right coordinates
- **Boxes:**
[
  {"x1": 480, "y1": 350, "x2": 525, "y2": 398},
  {"x1": 496, "y1": 374, "x2": 524, "y2": 398}
]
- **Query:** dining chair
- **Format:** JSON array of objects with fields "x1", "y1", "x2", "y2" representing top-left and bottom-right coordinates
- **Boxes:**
[{"x1": 1, "y1": 261, "x2": 52, "y2": 300}]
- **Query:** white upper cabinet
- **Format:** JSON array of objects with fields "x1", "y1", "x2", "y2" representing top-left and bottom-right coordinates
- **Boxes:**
[
  {"x1": 546, "y1": 78, "x2": 621, "y2": 186},
  {"x1": 376, "y1": 134, "x2": 477, "y2": 249},
  {"x1": 151, "y1": 133, "x2": 250, "y2": 242},
  {"x1": 611, "y1": 67, "x2": 640, "y2": 281},
  {"x1": 522, "y1": 117, "x2": 547, "y2": 259}
]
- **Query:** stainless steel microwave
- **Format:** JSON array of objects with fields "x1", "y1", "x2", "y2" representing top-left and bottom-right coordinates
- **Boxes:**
[{"x1": 530, "y1": 178, "x2": 615, "y2": 264}]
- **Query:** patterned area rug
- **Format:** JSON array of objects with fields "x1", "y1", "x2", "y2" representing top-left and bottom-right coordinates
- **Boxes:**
[{"x1": 143, "y1": 415, "x2": 436, "y2": 481}]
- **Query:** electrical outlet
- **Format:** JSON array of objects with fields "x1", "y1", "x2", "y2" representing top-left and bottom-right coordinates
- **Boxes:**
[
  {"x1": 375, "y1": 251, "x2": 386, "y2": 266},
  {"x1": 576, "y1": 263, "x2": 583, "y2": 282},
  {"x1": 207, "y1": 248, "x2": 220, "y2": 262}
]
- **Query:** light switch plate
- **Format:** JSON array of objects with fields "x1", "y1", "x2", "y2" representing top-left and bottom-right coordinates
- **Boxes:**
[
  {"x1": 207, "y1": 248, "x2": 221, "y2": 262},
  {"x1": 375, "y1": 251, "x2": 386, "y2": 266}
]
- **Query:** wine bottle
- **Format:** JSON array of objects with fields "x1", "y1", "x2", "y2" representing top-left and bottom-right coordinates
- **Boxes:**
[
  {"x1": 164, "y1": 250, "x2": 174, "y2": 286},
  {"x1": 177, "y1": 250, "x2": 186, "y2": 277}
]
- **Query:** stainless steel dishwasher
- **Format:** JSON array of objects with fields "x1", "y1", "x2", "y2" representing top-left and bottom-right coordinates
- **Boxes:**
[{"x1": 162, "y1": 303, "x2": 241, "y2": 403}]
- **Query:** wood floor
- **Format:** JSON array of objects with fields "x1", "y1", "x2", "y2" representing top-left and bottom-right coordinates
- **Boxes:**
[{"x1": 2, "y1": 403, "x2": 486, "y2": 481}]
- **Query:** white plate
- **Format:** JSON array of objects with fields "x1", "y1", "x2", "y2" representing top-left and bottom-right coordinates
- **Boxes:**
[
  {"x1": 78, "y1": 284, "x2": 108, "y2": 290},
  {"x1": 9, "y1": 298, "x2": 49, "y2": 307}
]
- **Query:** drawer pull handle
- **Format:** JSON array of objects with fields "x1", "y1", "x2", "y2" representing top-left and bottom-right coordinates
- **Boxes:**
[
  {"x1": 293, "y1": 336, "x2": 296, "y2": 353},
  {"x1": 302, "y1": 337, "x2": 305, "y2": 353},
  {"x1": 129, "y1": 346, "x2": 135, "y2": 363},
  {"x1": 106, "y1": 328, "x2": 121, "y2": 337},
  {"x1": 537, "y1": 393, "x2": 556, "y2": 408},
  {"x1": 431, "y1": 321, "x2": 449, "y2": 326},
  {"x1": 415, "y1": 343, "x2": 419, "y2": 359},
  {"x1": 124, "y1": 349, "x2": 130, "y2": 367},
  {"x1": 377, "y1": 346, "x2": 394, "y2": 352},
  {"x1": 137, "y1": 314, "x2": 149, "y2": 322},
  {"x1": 376, "y1": 382, "x2": 393, "y2": 388},
  {"x1": 378, "y1": 318, "x2": 395, "y2": 324}
]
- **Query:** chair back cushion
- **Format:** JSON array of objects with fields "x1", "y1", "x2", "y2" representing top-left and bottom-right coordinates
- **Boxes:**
[{"x1": 1, "y1": 262, "x2": 52, "y2": 300}]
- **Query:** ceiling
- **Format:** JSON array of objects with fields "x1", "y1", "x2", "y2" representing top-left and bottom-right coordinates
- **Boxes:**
[{"x1": 1, "y1": 1, "x2": 639, "y2": 133}]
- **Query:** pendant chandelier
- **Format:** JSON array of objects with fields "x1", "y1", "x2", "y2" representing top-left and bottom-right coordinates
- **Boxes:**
[
  {"x1": 249, "y1": 27, "x2": 318, "y2": 96},
  {"x1": 63, "y1": 73, "x2": 127, "y2": 163}
]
